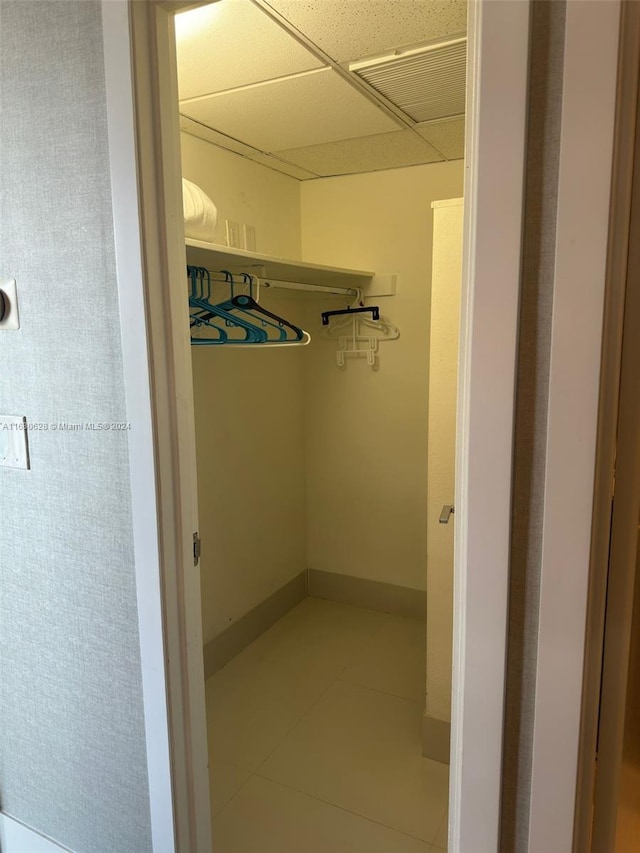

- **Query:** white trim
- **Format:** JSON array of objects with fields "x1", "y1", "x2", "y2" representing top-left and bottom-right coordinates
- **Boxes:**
[
  {"x1": 124, "y1": 3, "x2": 212, "y2": 850},
  {"x1": 0, "y1": 814, "x2": 70, "y2": 853},
  {"x1": 527, "y1": 3, "x2": 621, "y2": 850},
  {"x1": 101, "y1": 3, "x2": 176, "y2": 850},
  {"x1": 431, "y1": 197, "x2": 464, "y2": 210},
  {"x1": 450, "y1": 2, "x2": 530, "y2": 852}
]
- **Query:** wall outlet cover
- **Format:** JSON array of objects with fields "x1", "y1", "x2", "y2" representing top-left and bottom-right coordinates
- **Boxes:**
[{"x1": 0, "y1": 415, "x2": 30, "y2": 470}]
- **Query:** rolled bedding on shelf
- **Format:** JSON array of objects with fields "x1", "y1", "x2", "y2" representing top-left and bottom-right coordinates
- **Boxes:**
[{"x1": 182, "y1": 178, "x2": 218, "y2": 241}]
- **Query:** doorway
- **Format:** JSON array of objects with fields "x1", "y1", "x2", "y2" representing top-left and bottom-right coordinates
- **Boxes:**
[
  {"x1": 113, "y1": 1, "x2": 531, "y2": 849},
  {"x1": 176, "y1": 4, "x2": 463, "y2": 847}
]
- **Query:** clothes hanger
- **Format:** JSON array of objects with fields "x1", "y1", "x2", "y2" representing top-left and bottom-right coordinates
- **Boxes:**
[
  {"x1": 187, "y1": 267, "x2": 311, "y2": 347},
  {"x1": 321, "y1": 305, "x2": 380, "y2": 326},
  {"x1": 188, "y1": 267, "x2": 267, "y2": 344},
  {"x1": 211, "y1": 272, "x2": 311, "y2": 345},
  {"x1": 321, "y1": 290, "x2": 400, "y2": 340},
  {"x1": 235, "y1": 274, "x2": 312, "y2": 347},
  {"x1": 321, "y1": 289, "x2": 399, "y2": 367}
]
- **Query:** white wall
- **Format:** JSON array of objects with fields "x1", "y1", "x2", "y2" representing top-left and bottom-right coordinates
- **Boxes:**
[
  {"x1": 426, "y1": 198, "x2": 463, "y2": 723},
  {"x1": 300, "y1": 162, "x2": 464, "y2": 592},
  {"x1": 181, "y1": 132, "x2": 308, "y2": 644}
]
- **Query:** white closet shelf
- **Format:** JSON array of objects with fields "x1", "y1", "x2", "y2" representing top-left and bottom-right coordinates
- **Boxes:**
[{"x1": 185, "y1": 239, "x2": 375, "y2": 289}]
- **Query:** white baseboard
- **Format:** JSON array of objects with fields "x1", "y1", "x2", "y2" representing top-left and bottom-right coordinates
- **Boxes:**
[
  {"x1": 203, "y1": 571, "x2": 308, "y2": 678},
  {"x1": 0, "y1": 813, "x2": 70, "y2": 853},
  {"x1": 308, "y1": 569, "x2": 426, "y2": 620}
]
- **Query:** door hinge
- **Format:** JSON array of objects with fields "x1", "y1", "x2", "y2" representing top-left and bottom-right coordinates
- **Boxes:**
[{"x1": 193, "y1": 532, "x2": 201, "y2": 567}]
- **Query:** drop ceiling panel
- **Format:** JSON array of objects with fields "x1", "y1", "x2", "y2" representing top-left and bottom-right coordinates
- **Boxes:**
[
  {"x1": 416, "y1": 117, "x2": 465, "y2": 160},
  {"x1": 175, "y1": 0, "x2": 323, "y2": 100},
  {"x1": 263, "y1": 0, "x2": 467, "y2": 62},
  {"x1": 180, "y1": 68, "x2": 400, "y2": 152},
  {"x1": 275, "y1": 129, "x2": 443, "y2": 177},
  {"x1": 179, "y1": 116, "x2": 319, "y2": 179}
]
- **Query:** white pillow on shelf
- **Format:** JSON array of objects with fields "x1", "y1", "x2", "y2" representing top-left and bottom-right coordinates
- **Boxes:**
[{"x1": 182, "y1": 178, "x2": 218, "y2": 242}]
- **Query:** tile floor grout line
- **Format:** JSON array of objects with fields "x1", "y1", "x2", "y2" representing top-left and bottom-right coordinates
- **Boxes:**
[
  {"x1": 212, "y1": 765, "x2": 255, "y2": 819},
  {"x1": 335, "y1": 674, "x2": 427, "y2": 708},
  {"x1": 208, "y1": 603, "x2": 381, "y2": 775},
  {"x1": 249, "y1": 771, "x2": 445, "y2": 849},
  {"x1": 228, "y1": 604, "x2": 389, "y2": 777},
  {"x1": 208, "y1": 599, "x2": 440, "y2": 846},
  {"x1": 431, "y1": 807, "x2": 449, "y2": 850},
  {"x1": 249, "y1": 672, "x2": 345, "y2": 777}
]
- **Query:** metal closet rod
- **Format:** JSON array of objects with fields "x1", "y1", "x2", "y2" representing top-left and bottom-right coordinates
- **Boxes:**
[
  {"x1": 261, "y1": 278, "x2": 358, "y2": 297},
  {"x1": 195, "y1": 267, "x2": 359, "y2": 298}
]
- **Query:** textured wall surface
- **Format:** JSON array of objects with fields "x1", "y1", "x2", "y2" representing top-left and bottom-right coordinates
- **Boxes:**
[
  {"x1": 0, "y1": 2, "x2": 152, "y2": 851},
  {"x1": 500, "y1": 2, "x2": 567, "y2": 849}
]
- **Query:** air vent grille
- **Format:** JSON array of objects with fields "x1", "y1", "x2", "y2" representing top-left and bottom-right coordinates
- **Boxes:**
[{"x1": 353, "y1": 40, "x2": 466, "y2": 124}]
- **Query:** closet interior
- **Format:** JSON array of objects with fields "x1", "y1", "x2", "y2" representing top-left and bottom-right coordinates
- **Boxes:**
[{"x1": 174, "y1": 1, "x2": 466, "y2": 848}]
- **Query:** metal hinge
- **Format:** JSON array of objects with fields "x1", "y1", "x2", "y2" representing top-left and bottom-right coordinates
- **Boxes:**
[{"x1": 193, "y1": 532, "x2": 202, "y2": 567}]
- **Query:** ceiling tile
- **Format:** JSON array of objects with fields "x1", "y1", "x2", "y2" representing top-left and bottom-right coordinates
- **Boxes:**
[
  {"x1": 416, "y1": 117, "x2": 465, "y2": 160},
  {"x1": 180, "y1": 68, "x2": 400, "y2": 152},
  {"x1": 274, "y1": 129, "x2": 444, "y2": 177},
  {"x1": 175, "y1": 0, "x2": 323, "y2": 100},
  {"x1": 263, "y1": 0, "x2": 467, "y2": 63}
]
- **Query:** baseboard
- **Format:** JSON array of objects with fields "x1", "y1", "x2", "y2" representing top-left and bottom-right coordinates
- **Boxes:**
[
  {"x1": 0, "y1": 814, "x2": 70, "y2": 853},
  {"x1": 422, "y1": 712, "x2": 451, "y2": 764},
  {"x1": 203, "y1": 571, "x2": 307, "y2": 679},
  {"x1": 307, "y1": 569, "x2": 426, "y2": 620}
]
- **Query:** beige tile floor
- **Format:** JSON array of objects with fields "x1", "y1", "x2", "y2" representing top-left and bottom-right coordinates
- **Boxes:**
[{"x1": 205, "y1": 597, "x2": 449, "y2": 852}]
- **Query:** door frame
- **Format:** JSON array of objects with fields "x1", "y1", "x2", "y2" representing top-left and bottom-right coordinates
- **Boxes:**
[
  {"x1": 103, "y1": 1, "x2": 530, "y2": 849},
  {"x1": 574, "y1": 3, "x2": 640, "y2": 848},
  {"x1": 104, "y1": 1, "x2": 528, "y2": 851}
]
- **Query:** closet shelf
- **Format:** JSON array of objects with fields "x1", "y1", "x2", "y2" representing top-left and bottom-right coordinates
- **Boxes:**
[{"x1": 185, "y1": 239, "x2": 375, "y2": 289}]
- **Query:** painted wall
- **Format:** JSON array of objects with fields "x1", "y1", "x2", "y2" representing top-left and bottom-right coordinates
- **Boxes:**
[
  {"x1": 181, "y1": 132, "x2": 308, "y2": 644},
  {"x1": 180, "y1": 131, "x2": 302, "y2": 258},
  {"x1": 425, "y1": 199, "x2": 463, "y2": 725},
  {"x1": 300, "y1": 162, "x2": 464, "y2": 592},
  {"x1": 0, "y1": 3, "x2": 151, "y2": 851}
]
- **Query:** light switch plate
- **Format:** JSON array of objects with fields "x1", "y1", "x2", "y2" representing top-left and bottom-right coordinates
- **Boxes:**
[
  {"x1": 0, "y1": 415, "x2": 30, "y2": 470},
  {"x1": 0, "y1": 278, "x2": 20, "y2": 330}
]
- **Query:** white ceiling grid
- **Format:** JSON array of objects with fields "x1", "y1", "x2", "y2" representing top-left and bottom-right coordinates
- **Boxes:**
[
  {"x1": 175, "y1": 0, "x2": 467, "y2": 179},
  {"x1": 180, "y1": 68, "x2": 400, "y2": 152},
  {"x1": 262, "y1": 0, "x2": 467, "y2": 62},
  {"x1": 175, "y1": 1, "x2": 322, "y2": 99}
]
